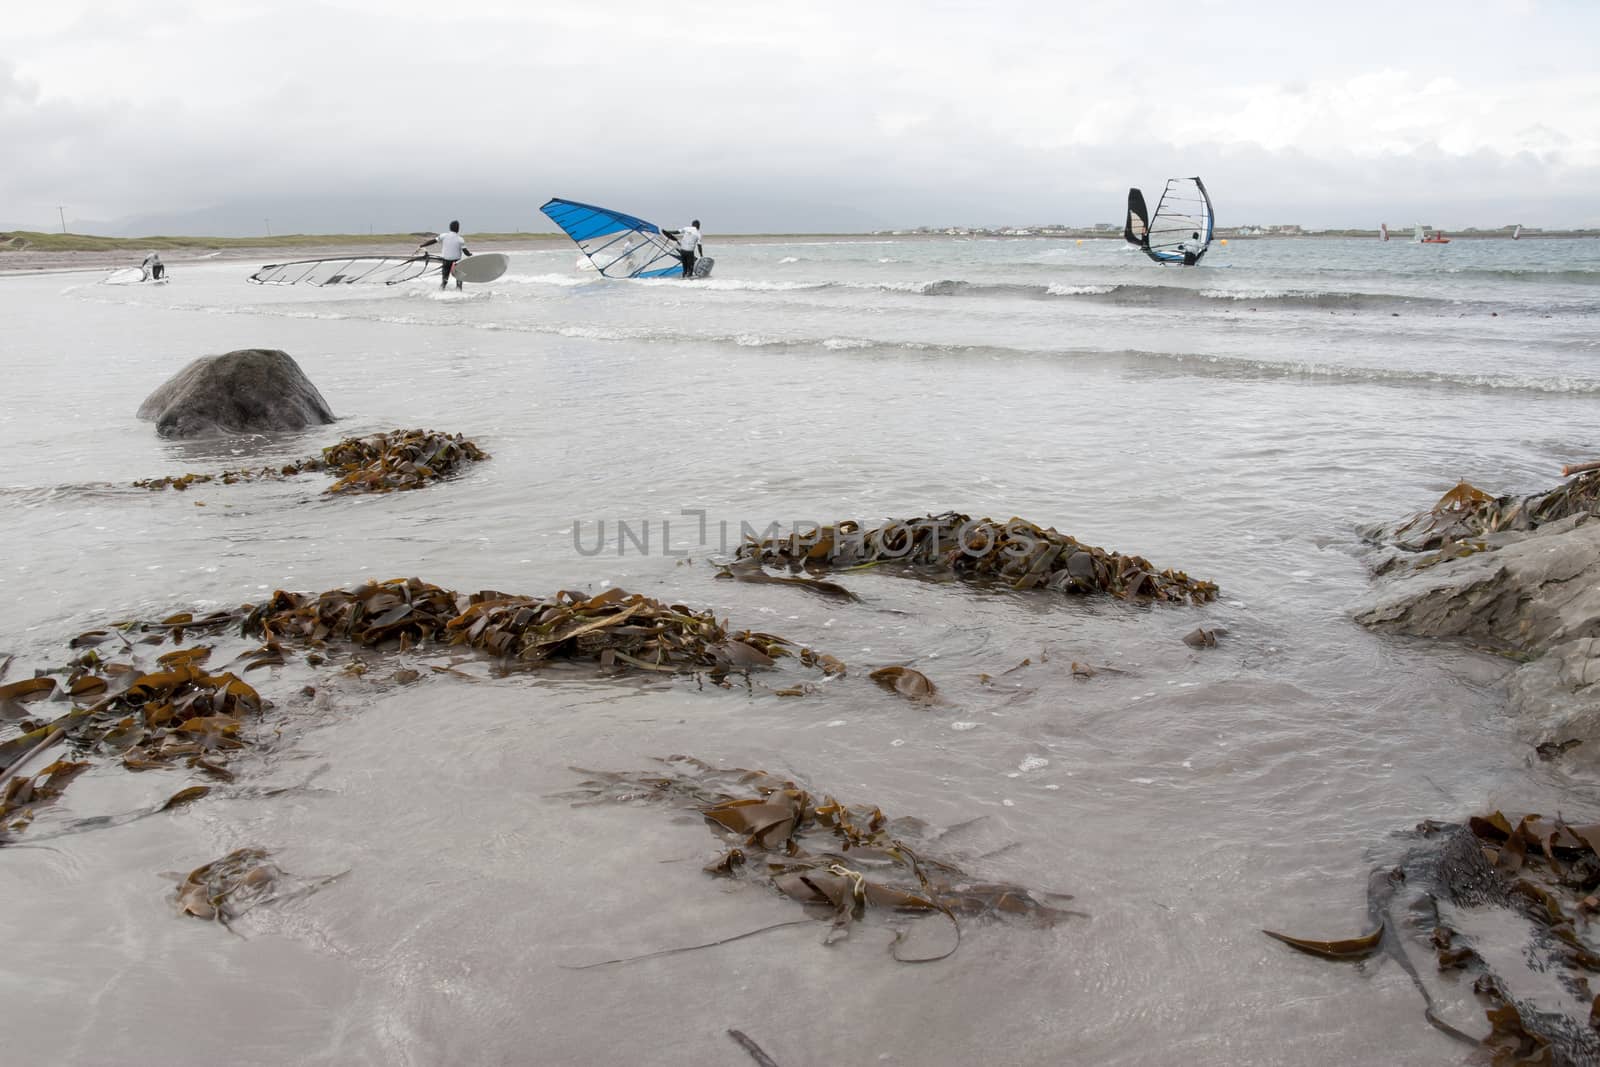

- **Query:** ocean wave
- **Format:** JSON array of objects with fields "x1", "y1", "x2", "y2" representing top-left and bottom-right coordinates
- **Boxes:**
[
  {"x1": 1439, "y1": 268, "x2": 1600, "y2": 284},
  {"x1": 1045, "y1": 283, "x2": 1118, "y2": 296},
  {"x1": 496, "y1": 272, "x2": 597, "y2": 287},
  {"x1": 838, "y1": 277, "x2": 1457, "y2": 311},
  {"x1": 679, "y1": 334, "x2": 1600, "y2": 394},
  {"x1": 1119, "y1": 350, "x2": 1600, "y2": 395}
]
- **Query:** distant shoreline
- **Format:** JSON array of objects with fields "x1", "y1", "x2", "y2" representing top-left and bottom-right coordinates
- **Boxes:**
[{"x1": 2, "y1": 228, "x2": 1594, "y2": 277}]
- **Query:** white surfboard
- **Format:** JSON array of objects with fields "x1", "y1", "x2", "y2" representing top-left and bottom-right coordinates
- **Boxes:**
[{"x1": 451, "y1": 253, "x2": 508, "y2": 284}]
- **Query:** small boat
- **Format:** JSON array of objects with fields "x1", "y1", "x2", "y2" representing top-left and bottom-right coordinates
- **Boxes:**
[{"x1": 1413, "y1": 224, "x2": 1450, "y2": 244}]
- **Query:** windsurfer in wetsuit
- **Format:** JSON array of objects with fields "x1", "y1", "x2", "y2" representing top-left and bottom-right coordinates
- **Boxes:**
[
  {"x1": 662, "y1": 220, "x2": 702, "y2": 279},
  {"x1": 417, "y1": 220, "x2": 472, "y2": 290},
  {"x1": 141, "y1": 252, "x2": 165, "y2": 281},
  {"x1": 1181, "y1": 232, "x2": 1204, "y2": 266}
]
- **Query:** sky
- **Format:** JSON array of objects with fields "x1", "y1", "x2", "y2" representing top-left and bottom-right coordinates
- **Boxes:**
[{"x1": 2, "y1": 0, "x2": 1597, "y2": 235}]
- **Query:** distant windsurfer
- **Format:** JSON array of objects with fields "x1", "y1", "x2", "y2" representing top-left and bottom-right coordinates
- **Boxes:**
[
  {"x1": 1181, "y1": 233, "x2": 1204, "y2": 267},
  {"x1": 417, "y1": 221, "x2": 472, "y2": 290},
  {"x1": 662, "y1": 220, "x2": 703, "y2": 279},
  {"x1": 141, "y1": 252, "x2": 165, "y2": 281}
]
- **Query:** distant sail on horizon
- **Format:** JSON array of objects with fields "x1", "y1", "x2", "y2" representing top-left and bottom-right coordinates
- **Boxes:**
[
  {"x1": 1124, "y1": 177, "x2": 1214, "y2": 265},
  {"x1": 1380, "y1": 222, "x2": 1389, "y2": 241}
]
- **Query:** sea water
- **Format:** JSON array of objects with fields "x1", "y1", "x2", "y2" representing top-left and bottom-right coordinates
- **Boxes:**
[{"x1": 3, "y1": 235, "x2": 1599, "y2": 1065}]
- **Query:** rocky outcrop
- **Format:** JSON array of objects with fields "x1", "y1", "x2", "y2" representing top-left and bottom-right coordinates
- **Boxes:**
[
  {"x1": 1505, "y1": 637, "x2": 1600, "y2": 754},
  {"x1": 137, "y1": 349, "x2": 336, "y2": 438},
  {"x1": 1356, "y1": 514, "x2": 1600, "y2": 653},
  {"x1": 1356, "y1": 507, "x2": 1600, "y2": 758}
]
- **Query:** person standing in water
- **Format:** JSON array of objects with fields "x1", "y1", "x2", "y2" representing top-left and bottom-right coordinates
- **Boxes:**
[
  {"x1": 141, "y1": 252, "x2": 165, "y2": 281},
  {"x1": 662, "y1": 219, "x2": 702, "y2": 279},
  {"x1": 1181, "y1": 232, "x2": 1205, "y2": 266},
  {"x1": 416, "y1": 221, "x2": 473, "y2": 289}
]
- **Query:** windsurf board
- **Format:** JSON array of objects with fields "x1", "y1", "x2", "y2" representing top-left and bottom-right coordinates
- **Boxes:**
[{"x1": 451, "y1": 253, "x2": 508, "y2": 284}]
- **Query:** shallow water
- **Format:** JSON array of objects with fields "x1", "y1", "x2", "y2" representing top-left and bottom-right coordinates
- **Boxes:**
[{"x1": 4, "y1": 235, "x2": 1600, "y2": 1065}]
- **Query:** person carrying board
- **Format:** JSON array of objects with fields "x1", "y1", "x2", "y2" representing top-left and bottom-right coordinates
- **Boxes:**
[{"x1": 417, "y1": 221, "x2": 473, "y2": 290}]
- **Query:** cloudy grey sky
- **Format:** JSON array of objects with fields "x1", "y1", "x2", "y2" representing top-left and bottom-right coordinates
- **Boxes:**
[{"x1": 3, "y1": 0, "x2": 1596, "y2": 234}]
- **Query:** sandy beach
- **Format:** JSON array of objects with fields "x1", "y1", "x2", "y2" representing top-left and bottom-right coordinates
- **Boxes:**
[{"x1": 0, "y1": 235, "x2": 570, "y2": 277}]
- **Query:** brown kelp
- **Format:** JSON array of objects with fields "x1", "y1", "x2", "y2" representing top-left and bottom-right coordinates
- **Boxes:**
[
  {"x1": 168, "y1": 846, "x2": 344, "y2": 928},
  {"x1": 735, "y1": 512, "x2": 1217, "y2": 603},
  {"x1": 132, "y1": 428, "x2": 488, "y2": 494},
  {"x1": 0, "y1": 581, "x2": 837, "y2": 842},
  {"x1": 0, "y1": 632, "x2": 263, "y2": 842},
  {"x1": 868, "y1": 665, "x2": 938, "y2": 702},
  {"x1": 1265, "y1": 814, "x2": 1600, "y2": 1064},
  {"x1": 1379, "y1": 472, "x2": 1600, "y2": 555},
  {"x1": 241, "y1": 578, "x2": 830, "y2": 679},
  {"x1": 568, "y1": 755, "x2": 1080, "y2": 963}
]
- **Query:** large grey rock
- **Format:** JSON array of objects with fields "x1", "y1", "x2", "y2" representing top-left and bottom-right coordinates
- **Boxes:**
[
  {"x1": 137, "y1": 349, "x2": 336, "y2": 438},
  {"x1": 1506, "y1": 637, "x2": 1600, "y2": 754},
  {"x1": 1354, "y1": 513, "x2": 1600, "y2": 654},
  {"x1": 1356, "y1": 512, "x2": 1600, "y2": 754}
]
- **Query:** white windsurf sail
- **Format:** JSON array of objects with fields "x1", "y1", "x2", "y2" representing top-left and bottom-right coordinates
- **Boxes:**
[
  {"x1": 1380, "y1": 223, "x2": 1389, "y2": 241},
  {"x1": 1513, "y1": 225, "x2": 1522, "y2": 240},
  {"x1": 1413, "y1": 225, "x2": 1425, "y2": 243},
  {"x1": 1127, "y1": 177, "x2": 1214, "y2": 265},
  {"x1": 539, "y1": 197, "x2": 686, "y2": 278},
  {"x1": 247, "y1": 254, "x2": 435, "y2": 286}
]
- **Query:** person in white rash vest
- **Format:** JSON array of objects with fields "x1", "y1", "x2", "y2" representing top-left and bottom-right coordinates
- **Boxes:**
[
  {"x1": 661, "y1": 219, "x2": 703, "y2": 279},
  {"x1": 416, "y1": 220, "x2": 473, "y2": 289},
  {"x1": 141, "y1": 252, "x2": 165, "y2": 281},
  {"x1": 1181, "y1": 232, "x2": 1205, "y2": 266}
]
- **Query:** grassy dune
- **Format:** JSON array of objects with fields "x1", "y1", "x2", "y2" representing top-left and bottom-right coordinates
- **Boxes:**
[{"x1": 0, "y1": 231, "x2": 557, "y2": 253}]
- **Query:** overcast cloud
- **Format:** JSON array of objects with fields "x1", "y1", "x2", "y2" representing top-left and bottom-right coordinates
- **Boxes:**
[{"x1": 2, "y1": 0, "x2": 1596, "y2": 234}]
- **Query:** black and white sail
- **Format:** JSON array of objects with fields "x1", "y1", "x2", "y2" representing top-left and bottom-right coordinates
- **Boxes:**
[{"x1": 1124, "y1": 177, "x2": 1214, "y2": 265}]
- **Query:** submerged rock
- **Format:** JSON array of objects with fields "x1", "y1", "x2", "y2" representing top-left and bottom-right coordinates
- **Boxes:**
[
  {"x1": 137, "y1": 349, "x2": 336, "y2": 438},
  {"x1": 1356, "y1": 478, "x2": 1600, "y2": 761}
]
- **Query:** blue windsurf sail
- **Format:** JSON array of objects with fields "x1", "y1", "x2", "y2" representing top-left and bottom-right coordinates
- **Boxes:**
[
  {"x1": 540, "y1": 198, "x2": 683, "y2": 278},
  {"x1": 1127, "y1": 177, "x2": 1214, "y2": 265}
]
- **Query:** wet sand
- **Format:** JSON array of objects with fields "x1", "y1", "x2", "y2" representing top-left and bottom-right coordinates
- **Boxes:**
[{"x1": 0, "y1": 236, "x2": 570, "y2": 277}]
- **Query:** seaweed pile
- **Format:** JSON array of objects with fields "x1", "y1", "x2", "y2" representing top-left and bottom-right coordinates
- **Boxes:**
[
  {"x1": 1441, "y1": 812, "x2": 1600, "y2": 1065},
  {"x1": 0, "y1": 580, "x2": 837, "y2": 843},
  {"x1": 169, "y1": 846, "x2": 343, "y2": 929},
  {"x1": 0, "y1": 623, "x2": 261, "y2": 841},
  {"x1": 735, "y1": 512, "x2": 1216, "y2": 603},
  {"x1": 570, "y1": 755, "x2": 1080, "y2": 963},
  {"x1": 132, "y1": 428, "x2": 488, "y2": 494},
  {"x1": 1265, "y1": 812, "x2": 1600, "y2": 1065},
  {"x1": 1381, "y1": 473, "x2": 1600, "y2": 555},
  {"x1": 243, "y1": 578, "x2": 821, "y2": 677}
]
